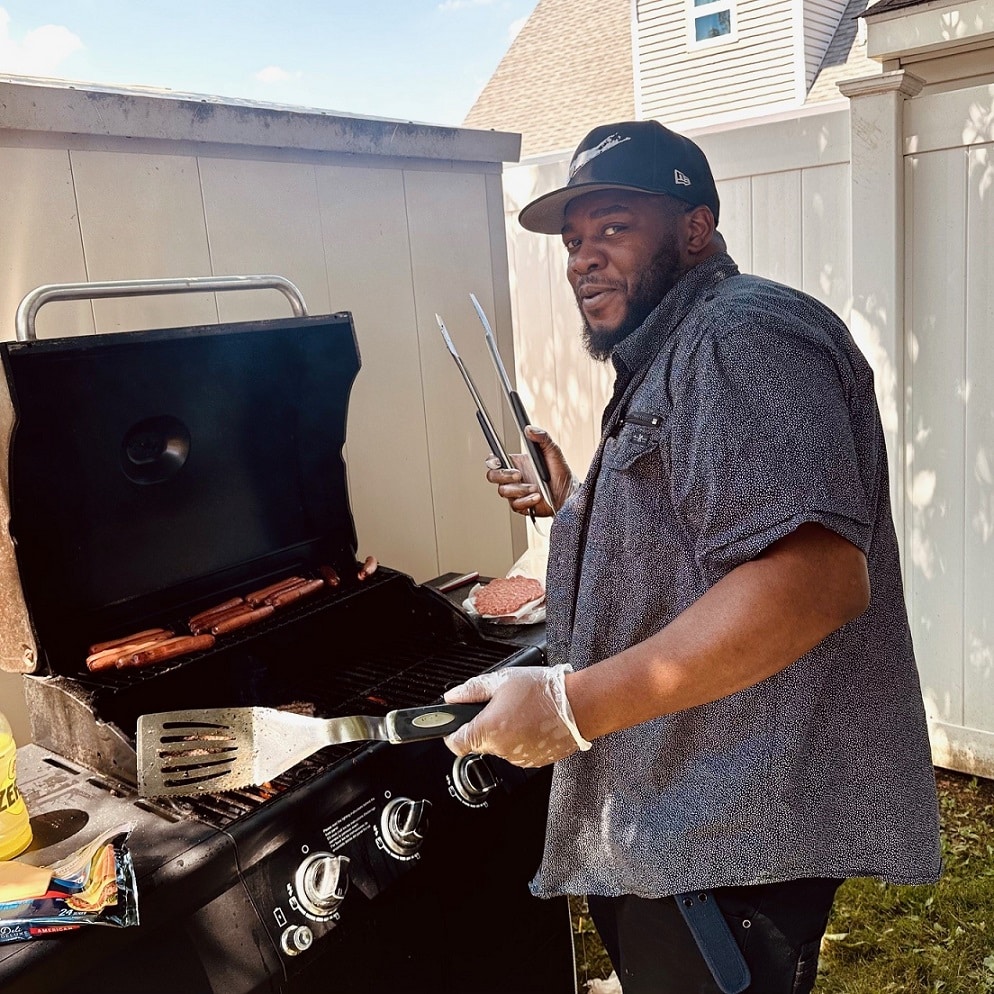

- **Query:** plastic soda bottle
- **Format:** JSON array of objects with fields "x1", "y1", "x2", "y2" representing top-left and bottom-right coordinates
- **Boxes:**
[{"x1": 0, "y1": 710, "x2": 32, "y2": 860}]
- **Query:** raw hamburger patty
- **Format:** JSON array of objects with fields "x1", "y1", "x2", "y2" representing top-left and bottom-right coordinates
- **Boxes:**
[{"x1": 474, "y1": 576, "x2": 544, "y2": 616}]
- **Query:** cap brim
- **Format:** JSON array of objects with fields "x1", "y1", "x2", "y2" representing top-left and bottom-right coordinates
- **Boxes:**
[{"x1": 517, "y1": 182, "x2": 664, "y2": 235}]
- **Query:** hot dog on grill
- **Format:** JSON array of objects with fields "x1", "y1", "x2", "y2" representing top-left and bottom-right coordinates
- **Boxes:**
[
  {"x1": 188, "y1": 598, "x2": 244, "y2": 629},
  {"x1": 210, "y1": 605, "x2": 274, "y2": 635},
  {"x1": 268, "y1": 578, "x2": 324, "y2": 608},
  {"x1": 262, "y1": 578, "x2": 311, "y2": 604},
  {"x1": 88, "y1": 628, "x2": 173, "y2": 655},
  {"x1": 86, "y1": 634, "x2": 175, "y2": 671},
  {"x1": 116, "y1": 634, "x2": 216, "y2": 669},
  {"x1": 189, "y1": 602, "x2": 254, "y2": 634},
  {"x1": 245, "y1": 577, "x2": 306, "y2": 607}
]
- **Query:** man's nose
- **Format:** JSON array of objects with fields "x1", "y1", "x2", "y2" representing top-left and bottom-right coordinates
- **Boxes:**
[{"x1": 568, "y1": 242, "x2": 604, "y2": 275}]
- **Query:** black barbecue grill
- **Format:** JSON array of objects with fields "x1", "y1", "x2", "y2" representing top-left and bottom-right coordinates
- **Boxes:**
[{"x1": 0, "y1": 279, "x2": 576, "y2": 994}]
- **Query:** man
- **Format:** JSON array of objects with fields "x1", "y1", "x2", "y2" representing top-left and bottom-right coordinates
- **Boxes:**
[{"x1": 443, "y1": 121, "x2": 941, "y2": 994}]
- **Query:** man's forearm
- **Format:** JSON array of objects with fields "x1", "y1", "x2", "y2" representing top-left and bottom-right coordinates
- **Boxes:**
[{"x1": 564, "y1": 523, "x2": 871, "y2": 740}]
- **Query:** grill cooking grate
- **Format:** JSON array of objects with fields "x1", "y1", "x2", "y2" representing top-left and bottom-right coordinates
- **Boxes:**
[{"x1": 301, "y1": 636, "x2": 509, "y2": 715}]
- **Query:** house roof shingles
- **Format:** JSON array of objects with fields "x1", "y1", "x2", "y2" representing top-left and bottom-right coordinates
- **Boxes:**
[{"x1": 462, "y1": 0, "x2": 635, "y2": 159}]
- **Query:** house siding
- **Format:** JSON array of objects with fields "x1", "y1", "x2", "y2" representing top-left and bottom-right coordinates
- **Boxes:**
[
  {"x1": 637, "y1": 0, "x2": 800, "y2": 126},
  {"x1": 803, "y1": 0, "x2": 852, "y2": 86}
]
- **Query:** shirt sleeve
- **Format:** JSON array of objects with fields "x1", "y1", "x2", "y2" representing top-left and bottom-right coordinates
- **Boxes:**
[{"x1": 668, "y1": 317, "x2": 875, "y2": 584}]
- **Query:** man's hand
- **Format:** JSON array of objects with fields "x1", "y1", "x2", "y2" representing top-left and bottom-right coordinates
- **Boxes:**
[
  {"x1": 486, "y1": 426, "x2": 576, "y2": 516},
  {"x1": 443, "y1": 664, "x2": 592, "y2": 768}
]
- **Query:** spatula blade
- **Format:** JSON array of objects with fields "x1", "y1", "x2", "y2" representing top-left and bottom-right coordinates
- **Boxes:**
[
  {"x1": 137, "y1": 707, "x2": 259, "y2": 797},
  {"x1": 137, "y1": 702, "x2": 487, "y2": 797},
  {"x1": 138, "y1": 706, "x2": 330, "y2": 797}
]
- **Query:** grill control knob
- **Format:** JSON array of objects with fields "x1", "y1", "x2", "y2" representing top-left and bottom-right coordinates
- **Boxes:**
[
  {"x1": 452, "y1": 754, "x2": 499, "y2": 804},
  {"x1": 281, "y1": 924, "x2": 314, "y2": 956},
  {"x1": 380, "y1": 797, "x2": 431, "y2": 856},
  {"x1": 293, "y1": 852, "x2": 350, "y2": 918}
]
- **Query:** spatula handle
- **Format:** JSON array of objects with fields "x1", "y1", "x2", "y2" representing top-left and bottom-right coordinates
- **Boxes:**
[{"x1": 387, "y1": 703, "x2": 487, "y2": 743}]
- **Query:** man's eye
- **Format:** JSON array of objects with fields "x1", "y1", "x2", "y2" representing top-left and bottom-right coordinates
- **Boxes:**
[
  {"x1": 564, "y1": 238, "x2": 580, "y2": 251},
  {"x1": 603, "y1": 224, "x2": 625, "y2": 236}
]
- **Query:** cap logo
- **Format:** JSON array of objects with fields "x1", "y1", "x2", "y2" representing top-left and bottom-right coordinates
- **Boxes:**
[
  {"x1": 569, "y1": 133, "x2": 632, "y2": 179},
  {"x1": 674, "y1": 170, "x2": 691, "y2": 187}
]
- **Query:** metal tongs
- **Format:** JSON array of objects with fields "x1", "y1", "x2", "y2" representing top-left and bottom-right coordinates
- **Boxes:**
[{"x1": 436, "y1": 297, "x2": 554, "y2": 514}]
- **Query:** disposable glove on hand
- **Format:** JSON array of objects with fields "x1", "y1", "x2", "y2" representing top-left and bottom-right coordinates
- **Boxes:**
[{"x1": 443, "y1": 664, "x2": 592, "y2": 768}]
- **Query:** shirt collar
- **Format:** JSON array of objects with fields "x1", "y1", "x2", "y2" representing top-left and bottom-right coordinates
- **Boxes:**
[{"x1": 611, "y1": 252, "x2": 740, "y2": 381}]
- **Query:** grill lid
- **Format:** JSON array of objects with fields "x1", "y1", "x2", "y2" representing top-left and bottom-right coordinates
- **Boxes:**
[{"x1": 0, "y1": 312, "x2": 361, "y2": 674}]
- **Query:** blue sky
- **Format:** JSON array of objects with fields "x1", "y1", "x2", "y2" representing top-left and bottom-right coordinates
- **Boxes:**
[{"x1": 0, "y1": 1, "x2": 538, "y2": 126}]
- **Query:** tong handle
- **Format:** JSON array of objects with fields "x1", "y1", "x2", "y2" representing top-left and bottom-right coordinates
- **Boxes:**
[
  {"x1": 389, "y1": 702, "x2": 487, "y2": 742},
  {"x1": 508, "y1": 391, "x2": 552, "y2": 485},
  {"x1": 476, "y1": 411, "x2": 511, "y2": 469}
]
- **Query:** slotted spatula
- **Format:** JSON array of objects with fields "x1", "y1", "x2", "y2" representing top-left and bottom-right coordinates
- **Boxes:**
[{"x1": 137, "y1": 702, "x2": 485, "y2": 797}]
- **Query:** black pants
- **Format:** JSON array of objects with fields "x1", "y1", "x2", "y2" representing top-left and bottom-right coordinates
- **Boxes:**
[{"x1": 587, "y1": 878, "x2": 842, "y2": 994}]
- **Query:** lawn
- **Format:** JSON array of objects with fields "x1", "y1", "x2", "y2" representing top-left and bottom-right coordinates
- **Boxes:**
[{"x1": 570, "y1": 769, "x2": 994, "y2": 993}]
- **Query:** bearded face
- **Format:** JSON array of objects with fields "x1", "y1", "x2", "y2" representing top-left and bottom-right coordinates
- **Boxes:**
[{"x1": 561, "y1": 191, "x2": 690, "y2": 360}]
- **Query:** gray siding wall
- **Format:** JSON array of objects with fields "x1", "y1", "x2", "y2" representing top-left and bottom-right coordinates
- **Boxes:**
[
  {"x1": 802, "y1": 0, "x2": 851, "y2": 86},
  {"x1": 637, "y1": 0, "x2": 800, "y2": 126}
]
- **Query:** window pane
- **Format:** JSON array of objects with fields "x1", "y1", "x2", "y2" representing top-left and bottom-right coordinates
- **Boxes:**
[{"x1": 694, "y1": 10, "x2": 731, "y2": 40}]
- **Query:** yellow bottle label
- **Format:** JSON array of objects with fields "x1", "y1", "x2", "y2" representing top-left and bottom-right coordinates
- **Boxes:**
[
  {"x1": 0, "y1": 733, "x2": 32, "y2": 860},
  {"x1": 1, "y1": 755, "x2": 26, "y2": 813}
]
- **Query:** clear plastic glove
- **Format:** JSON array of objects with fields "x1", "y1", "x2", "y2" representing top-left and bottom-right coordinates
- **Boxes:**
[{"x1": 443, "y1": 664, "x2": 592, "y2": 768}]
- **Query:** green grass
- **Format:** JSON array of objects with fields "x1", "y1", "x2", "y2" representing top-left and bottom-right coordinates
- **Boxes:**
[
  {"x1": 570, "y1": 769, "x2": 994, "y2": 993},
  {"x1": 570, "y1": 894, "x2": 614, "y2": 986},
  {"x1": 819, "y1": 770, "x2": 994, "y2": 993}
]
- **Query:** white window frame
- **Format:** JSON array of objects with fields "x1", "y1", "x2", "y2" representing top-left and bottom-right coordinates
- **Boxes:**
[{"x1": 685, "y1": 0, "x2": 737, "y2": 50}]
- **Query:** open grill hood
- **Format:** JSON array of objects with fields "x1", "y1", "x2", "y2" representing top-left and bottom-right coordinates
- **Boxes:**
[{"x1": 0, "y1": 312, "x2": 360, "y2": 677}]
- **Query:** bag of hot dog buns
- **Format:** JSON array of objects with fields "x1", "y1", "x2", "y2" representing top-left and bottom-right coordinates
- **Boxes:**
[{"x1": 0, "y1": 824, "x2": 139, "y2": 942}]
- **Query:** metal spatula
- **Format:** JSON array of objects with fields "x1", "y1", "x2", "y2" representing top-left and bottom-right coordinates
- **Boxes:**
[{"x1": 137, "y1": 702, "x2": 485, "y2": 797}]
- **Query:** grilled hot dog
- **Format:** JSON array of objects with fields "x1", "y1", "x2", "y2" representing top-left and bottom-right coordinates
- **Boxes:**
[{"x1": 117, "y1": 634, "x2": 216, "y2": 669}]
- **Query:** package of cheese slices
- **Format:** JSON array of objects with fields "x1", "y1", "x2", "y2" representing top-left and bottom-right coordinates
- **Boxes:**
[{"x1": 0, "y1": 824, "x2": 138, "y2": 942}]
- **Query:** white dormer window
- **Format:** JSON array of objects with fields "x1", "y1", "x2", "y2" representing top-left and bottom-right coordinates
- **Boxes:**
[{"x1": 687, "y1": 0, "x2": 736, "y2": 48}]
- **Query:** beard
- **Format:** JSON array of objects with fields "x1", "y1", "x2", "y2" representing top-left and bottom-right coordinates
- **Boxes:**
[{"x1": 579, "y1": 243, "x2": 684, "y2": 361}]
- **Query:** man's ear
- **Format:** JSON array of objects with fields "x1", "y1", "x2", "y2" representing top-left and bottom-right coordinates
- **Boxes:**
[{"x1": 684, "y1": 206, "x2": 716, "y2": 255}]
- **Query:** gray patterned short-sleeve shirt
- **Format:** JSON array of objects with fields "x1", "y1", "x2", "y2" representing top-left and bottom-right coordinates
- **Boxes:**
[{"x1": 532, "y1": 253, "x2": 942, "y2": 899}]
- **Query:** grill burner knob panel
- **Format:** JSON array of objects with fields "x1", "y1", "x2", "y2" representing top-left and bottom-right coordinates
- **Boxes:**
[
  {"x1": 293, "y1": 852, "x2": 350, "y2": 919},
  {"x1": 451, "y1": 754, "x2": 499, "y2": 805},
  {"x1": 281, "y1": 924, "x2": 314, "y2": 956},
  {"x1": 380, "y1": 797, "x2": 431, "y2": 857}
]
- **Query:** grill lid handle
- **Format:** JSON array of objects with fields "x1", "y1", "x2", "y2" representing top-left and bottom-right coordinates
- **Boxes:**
[{"x1": 14, "y1": 275, "x2": 308, "y2": 342}]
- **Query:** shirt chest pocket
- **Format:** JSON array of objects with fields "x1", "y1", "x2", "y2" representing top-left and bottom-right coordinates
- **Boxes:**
[{"x1": 603, "y1": 412, "x2": 665, "y2": 473}]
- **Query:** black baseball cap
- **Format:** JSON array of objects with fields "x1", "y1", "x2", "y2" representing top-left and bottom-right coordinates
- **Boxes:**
[{"x1": 518, "y1": 120, "x2": 720, "y2": 234}]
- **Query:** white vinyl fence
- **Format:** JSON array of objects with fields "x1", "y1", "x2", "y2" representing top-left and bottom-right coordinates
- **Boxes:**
[{"x1": 902, "y1": 83, "x2": 994, "y2": 777}]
